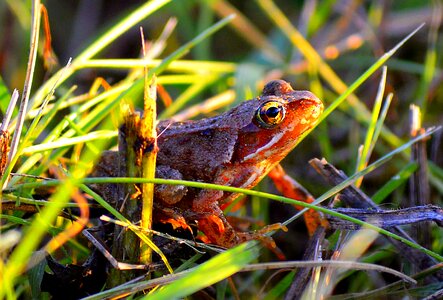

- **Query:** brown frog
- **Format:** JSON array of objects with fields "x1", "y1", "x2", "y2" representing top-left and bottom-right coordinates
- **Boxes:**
[{"x1": 94, "y1": 80, "x2": 323, "y2": 247}]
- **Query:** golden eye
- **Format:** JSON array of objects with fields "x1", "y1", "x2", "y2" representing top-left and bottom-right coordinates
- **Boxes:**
[{"x1": 255, "y1": 101, "x2": 286, "y2": 128}]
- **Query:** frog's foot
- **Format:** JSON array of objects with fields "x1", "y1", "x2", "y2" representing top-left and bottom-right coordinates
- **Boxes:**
[
  {"x1": 197, "y1": 214, "x2": 239, "y2": 248},
  {"x1": 154, "y1": 205, "x2": 193, "y2": 233},
  {"x1": 237, "y1": 223, "x2": 288, "y2": 260}
]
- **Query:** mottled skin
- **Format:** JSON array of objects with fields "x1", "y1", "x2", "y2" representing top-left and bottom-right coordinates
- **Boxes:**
[{"x1": 94, "y1": 80, "x2": 323, "y2": 247}]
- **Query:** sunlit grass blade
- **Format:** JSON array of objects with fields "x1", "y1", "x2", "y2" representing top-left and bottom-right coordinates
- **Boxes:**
[
  {"x1": 355, "y1": 66, "x2": 387, "y2": 185},
  {"x1": 3, "y1": 0, "x2": 41, "y2": 190},
  {"x1": 160, "y1": 74, "x2": 219, "y2": 118},
  {"x1": 172, "y1": 89, "x2": 236, "y2": 121},
  {"x1": 257, "y1": 0, "x2": 424, "y2": 149},
  {"x1": 1, "y1": 174, "x2": 83, "y2": 297},
  {"x1": 146, "y1": 241, "x2": 260, "y2": 300},
  {"x1": 29, "y1": 0, "x2": 172, "y2": 112},
  {"x1": 21, "y1": 59, "x2": 73, "y2": 145},
  {"x1": 358, "y1": 66, "x2": 386, "y2": 166},
  {"x1": 3, "y1": 59, "x2": 73, "y2": 189},
  {"x1": 416, "y1": 0, "x2": 441, "y2": 113},
  {"x1": 79, "y1": 59, "x2": 236, "y2": 74},
  {"x1": 28, "y1": 86, "x2": 76, "y2": 138},
  {"x1": 80, "y1": 185, "x2": 173, "y2": 274},
  {"x1": 369, "y1": 93, "x2": 393, "y2": 153},
  {"x1": 21, "y1": 130, "x2": 117, "y2": 155},
  {"x1": 282, "y1": 24, "x2": 424, "y2": 149},
  {"x1": 314, "y1": 229, "x2": 379, "y2": 298}
]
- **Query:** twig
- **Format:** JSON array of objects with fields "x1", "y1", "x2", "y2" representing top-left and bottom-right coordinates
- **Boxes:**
[
  {"x1": 327, "y1": 205, "x2": 443, "y2": 229},
  {"x1": 310, "y1": 158, "x2": 443, "y2": 282}
]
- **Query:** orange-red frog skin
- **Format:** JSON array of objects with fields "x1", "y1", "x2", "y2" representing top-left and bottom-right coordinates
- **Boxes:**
[{"x1": 155, "y1": 80, "x2": 324, "y2": 247}]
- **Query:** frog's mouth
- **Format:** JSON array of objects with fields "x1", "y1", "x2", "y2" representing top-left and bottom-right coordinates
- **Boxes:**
[{"x1": 242, "y1": 131, "x2": 286, "y2": 162}]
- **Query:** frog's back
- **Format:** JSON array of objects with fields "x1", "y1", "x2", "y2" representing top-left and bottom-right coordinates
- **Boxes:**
[{"x1": 155, "y1": 99, "x2": 262, "y2": 181}]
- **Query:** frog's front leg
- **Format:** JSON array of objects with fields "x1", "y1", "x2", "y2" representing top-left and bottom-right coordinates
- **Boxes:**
[
  {"x1": 154, "y1": 165, "x2": 188, "y2": 205},
  {"x1": 192, "y1": 189, "x2": 240, "y2": 247},
  {"x1": 191, "y1": 167, "x2": 253, "y2": 247}
]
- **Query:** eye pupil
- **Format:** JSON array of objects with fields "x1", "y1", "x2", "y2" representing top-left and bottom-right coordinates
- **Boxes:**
[
  {"x1": 266, "y1": 106, "x2": 280, "y2": 118},
  {"x1": 255, "y1": 101, "x2": 286, "y2": 128}
]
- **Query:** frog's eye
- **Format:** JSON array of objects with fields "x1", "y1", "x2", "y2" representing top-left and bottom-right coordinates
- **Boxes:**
[{"x1": 255, "y1": 101, "x2": 286, "y2": 128}]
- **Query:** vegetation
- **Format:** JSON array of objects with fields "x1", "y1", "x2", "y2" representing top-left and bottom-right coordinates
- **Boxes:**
[{"x1": 0, "y1": 0, "x2": 442, "y2": 299}]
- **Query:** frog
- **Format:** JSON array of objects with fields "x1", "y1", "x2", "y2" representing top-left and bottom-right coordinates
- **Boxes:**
[{"x1": 93, "y1": 80, "x2": 323, "y2": 248}]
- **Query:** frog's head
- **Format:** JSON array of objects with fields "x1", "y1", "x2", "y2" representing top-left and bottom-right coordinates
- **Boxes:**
[{"x1": 232, "y1": 80, "x2": 323, "y2": 167}]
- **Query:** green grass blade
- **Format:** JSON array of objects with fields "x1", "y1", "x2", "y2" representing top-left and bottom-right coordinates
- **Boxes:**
[
  {"x1": 356, "y1": 66, "x2": 387, "y2": 173},
  {"x1": 146, "y1": 242, "x2": 260, "y2": 300},
  {"x1": 287, "y1": 24, "x2": 424, "y2": 149},
  {"x1": 429, "y1": 162, "x2": 443, "y2": 194},
  {"x1": 78, "y1": 59, "x2": 236, "y2": 73},
  {"x1": 21, "y1": 130, "x2": 117, "y2": 154},
  {"x1": 257, "y1": 0, "x2": 424, "y2": 149},
  {"x1": 160, "y1": 74, "x2": 219, "y2": 118},
  {"x1": 29, "y1": 0, "x2": 172, "y2": 111},
  {"x1": 80, "y1": 185, "x2": 173, "y2": 274},
  {"x1": 372, "y1": 162, "x2": 418, "y2": 204}
]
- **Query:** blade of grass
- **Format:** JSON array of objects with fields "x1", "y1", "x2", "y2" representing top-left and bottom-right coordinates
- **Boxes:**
[
  {"x1": 369, "y1": 93, "x2": 393, "y2": 154},
  {"x1": 372, "y1": 162, "x2": 418, "y2": 204},
  {"x1": 3, "y1": 59, "x2": 73, "y2": 189},
  {"x1": 355, "y1": 66, "x2": 387, "y2": 186},
  {"x1": 195, "y1": 2, "x2": 213, "y2": 60},
  {"x1": 28, "y1": 0, "x2": 172, "y2": 113},
  {"x1": 0, "y1": 145, "x2": 97, "y2": 298},
  {"x1": 80, "y1": 184, "x2": 173, "y2": 274},
  {"x1": 0, "y1": 90, "x2": 19, "y2": 132},
  {"x1": 63, "y1": 116, "x2": 101, "y2": 155},
  {"x1": 4, "y1": 0, "x2": 41, "y2": 189},
  {"x1": 284, "y1": 24, "x2": 424, "y2": 150},
  {"x1": 210, "y1": 0, "x2": 282, "y2": 63},
  {"x1": 145, "y1": 241, "x2": 260, "y2": 300},
  {"x1": 28, "y1": 86, "x2": 76, "y2": 138},
  {"x1": 257, "y1": 0, "x2": 424, "y2": 149},
  {"x1": 21, "y1": 130, "x2": 117, "y2": 155},
  {"x1": 172, "y1": 89, "x2": 235, "y2": 121},
  {"x1": 78, "y1": 59, "x2": 236, "y2": 74},
  {"x1": 21, "y1": 59, "x2": 72, "y2": 146},
  {"x1": 428, "y1": 162, "x2": 443, "y2": 194},
  {"x1": 160, "y1": 74, "x2": 219, "y2": 118},
  {"x1": 81, "y1": 241, "x2": 259, "y2": 300},
  {"x1": 149, "y1": 14, "x2": 235, "y2": 78},
  {"x1": 416, "y1": 0, "x2": 441, "y2": 113}
]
